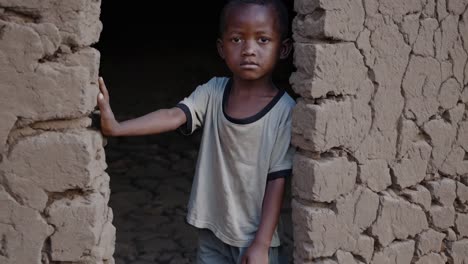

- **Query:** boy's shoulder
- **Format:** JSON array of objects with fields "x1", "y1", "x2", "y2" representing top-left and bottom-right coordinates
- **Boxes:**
[
  {"x1": 279, "y1": 91, "x2": 296, "y2": 108},
  {"x1": 201, "y1": 76, "x2": 230, "y2": 91},
  {"x1": 276, "y1": 89, "x2": 296, "y2": 113},
  {"x1": 267, "y1": 89, "x2": 296, "y2": 126}
]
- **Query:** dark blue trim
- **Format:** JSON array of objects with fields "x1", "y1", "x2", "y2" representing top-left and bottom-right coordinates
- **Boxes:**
[
  {"x1": 222, "y1": 79, "x2": 285, "y2": 124},
  {"x1": 176, "y1": 103, "x2": 192, "y2": 135},
  {"x1": 267, "y1": 169, "x2": 292, "y2": 181}
]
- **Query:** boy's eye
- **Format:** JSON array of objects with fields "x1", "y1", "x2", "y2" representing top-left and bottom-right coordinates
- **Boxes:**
[
  {"x1": 231, "y1": 37, "x2": 242, "y2": 43},
  {"x1": 258, "y1": 37, "x2": 270, "y2": 44}
]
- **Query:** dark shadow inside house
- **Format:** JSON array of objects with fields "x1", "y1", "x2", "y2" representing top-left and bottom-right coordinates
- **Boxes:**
[{"x1": 93, "y1": 1, "x2": 297, "y2": 263}]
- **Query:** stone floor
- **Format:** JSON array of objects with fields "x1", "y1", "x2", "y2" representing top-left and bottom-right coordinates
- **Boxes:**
[{"x1": 105, "y1": 130, "x2": 294, "y2": 264}]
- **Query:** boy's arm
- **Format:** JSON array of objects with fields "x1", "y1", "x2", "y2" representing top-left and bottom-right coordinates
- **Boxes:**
[
  {"x1": 97, "y1": 77, "x2": 186, "y2": 136},
  {"x1": 254, "y1": 178, "x2": 285, "y2": 246},
  {"x1": 241, "y1": 178, "x2": 285, "y2": 263}
]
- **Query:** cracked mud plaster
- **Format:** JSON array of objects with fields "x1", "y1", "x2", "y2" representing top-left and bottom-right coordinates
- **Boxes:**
[
  {"x1": 0, "y1": 18, "x2": 101, "y2": 154},
  {"x1": 0, "y1": 0, "x2": 115, "y2": 263},
  {"x1": 291, "y1": 0, "x2": 468, "y2": 262}
]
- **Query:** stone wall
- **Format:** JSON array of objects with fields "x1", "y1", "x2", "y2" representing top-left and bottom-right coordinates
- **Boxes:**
[
  {"x1": 0, "y1": 1, "x2": 115, "y2": 263},
  {"x1": 291, "y1": 0, "x2": 468, "y2": 263}
]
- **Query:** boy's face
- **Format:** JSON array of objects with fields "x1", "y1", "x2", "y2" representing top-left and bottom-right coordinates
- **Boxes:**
[{"x1": 217, "y1": 4, "x2": 291, "y2": 82}]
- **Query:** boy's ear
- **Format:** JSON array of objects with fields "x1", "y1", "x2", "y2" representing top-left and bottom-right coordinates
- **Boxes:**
[
  {"x1": 280, "y1": 38, "x2": 293, "y2": 59},
  {"x1": 217, "y1": 39, "x2": 225, "y2": 60}
]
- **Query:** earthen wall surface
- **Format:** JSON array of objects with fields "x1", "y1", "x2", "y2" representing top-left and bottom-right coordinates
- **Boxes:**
[
  {"x1": 291, "y1": 0, "x2": 468, "y2": 263},
  {"x1": 0, "y1": 1, "x2": 115, "y2": 263}
]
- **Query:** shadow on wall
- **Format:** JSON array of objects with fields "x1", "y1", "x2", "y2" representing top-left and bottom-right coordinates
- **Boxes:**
[{"x1": 93, "y1": 1, "x2": 297, "y2": 263}]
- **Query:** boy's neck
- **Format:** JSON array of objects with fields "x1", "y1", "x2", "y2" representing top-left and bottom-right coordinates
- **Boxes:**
[{"x1": 230, "y1": 76, "x2": 278, "y2": 97}]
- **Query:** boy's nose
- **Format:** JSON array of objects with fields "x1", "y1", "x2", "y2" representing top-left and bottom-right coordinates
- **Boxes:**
[{"x1": 241, "y1": 41, "x2": 256, "y2": 56}]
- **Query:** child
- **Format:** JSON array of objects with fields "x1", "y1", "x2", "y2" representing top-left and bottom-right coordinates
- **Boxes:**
[{"x1": 97, "y1": 0, "x2": 295, "y2": 263}]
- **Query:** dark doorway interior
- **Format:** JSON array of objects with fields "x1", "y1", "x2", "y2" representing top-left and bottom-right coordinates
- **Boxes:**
[{"x1": 94, "y1": 1, "x2": 296, "y2": 263}]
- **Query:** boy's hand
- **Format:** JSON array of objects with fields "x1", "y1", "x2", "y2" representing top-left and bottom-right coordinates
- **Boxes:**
[
  {"x1": 241, "y1": 241, "x2": 269, "y2": 264},
  {"x1": 97, "y1": 77, "x2": 120, "y2": 136}
]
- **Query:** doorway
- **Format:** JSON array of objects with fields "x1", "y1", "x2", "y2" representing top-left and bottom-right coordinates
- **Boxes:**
[{"x1": 94, "y1": 2, "x2": 296, "y2": 263}]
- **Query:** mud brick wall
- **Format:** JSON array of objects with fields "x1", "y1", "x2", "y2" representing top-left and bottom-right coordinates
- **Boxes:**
[
  {"x1": 0, "y1": 1, "x2": 115, "y2": 263},
  {"x1": 291, "y1": 0, "x2": 468, "y2": 263}
]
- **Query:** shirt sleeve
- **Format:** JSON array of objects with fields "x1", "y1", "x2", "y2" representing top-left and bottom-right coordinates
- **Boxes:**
[
  {"x1": 175, "y1": 78, "x2": 215, "y2": 135},
  {"x1": 267, "y1": 121, "x2": 295, "y2": 181}
]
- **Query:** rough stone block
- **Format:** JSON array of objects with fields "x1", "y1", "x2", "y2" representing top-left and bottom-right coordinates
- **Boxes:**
[
  {"x1": 292, "y1": 97, "x2": 371, "y2": 153},
  {"x1": 0, "y1": 20, "x2": 101, "y2": 153},
  {"x1": 292, "y1": 188, "x2": 377, "y2": 259},
  {"x1": 336, "y1": 250, "x2": 362, "y2": 264},
  {"x1": 457, "y1": 121, "x2": 468, "y2": 152},
  {"x1": 402, "y1": 56, "x2": 442, "y2": 125},
  {"x1": 426, "y1": 178, "x2": 457, "y2": 206},
  {"x1": 439, "y1": 78, "x2": 461, "y2": 110},
  {"x1": 455, "y1": 213, "x2": 468, "y2": 238},
  {"x1": 390, "y1": 141, "x2": 432, "y2": 189},
  {"x1": 423, "y1": 119, "x2": 457, "y2": 170},
  {"x1": 29, "y1": 22, "x2": 61, "y2": 57},
  {"x1": 336, "y1": 186, "x2": 379, "y2": 232},
  {"x1": 441, "y1": 60, "x2": 454, "y2": 81},
  {"x1": 429, "y1": 205, "x2": 455, "y2": 229},
  {"x1": 0, "y1": 0, "x2": 102, "y2": 46},
  {"x1": 293, "y1": 0, "x2": 364, "y2": 41},
  {"x1": 445, "y1": 104, "x2": 465, "y2": 125},
  {"x1": 0, "y1": 186, "x2": 54, "y2": 264},
  {"x1": 292, "y1": 154, "x2": 356, "y2": 202},
  {"x1": 359, "y1": 19, "x2": 411, "y2": 89},
  {"x1": 353, "y1": 235, "x2": 374, "y2": 263},
  {"x1": 291, "y1": 43, "x2": 370, "y2": 99},
  {"x1": 457, "y1": 181, "x2": 468, "y2": 204},
  {"x1": 400, "y1": 13, "x2": 420, "y2": 45},
  {"x1": 371, "y1": 192, "x2": 428, "y2": 246},
  {"x1": 423, "y1": 0, "x2": 436, "y2": 18},
  {"x1": 446, "y1": 152, "x2": 468, "y2": 181},
  {"x1": 292, "y1": 200, "x2": 340, "y2": 259},
  {"x1": 358, "y1": 159, "x2": 391, "y2": 192},
  {"x1": 314, "y1": 260, "x2": 338, "y2": 264},
  {"x1": 447, "y1": 228, "x2": 458, "y2": 241},
  {"x1": 2, "y1": 171, "x2": 48, "y2": 211},
  {"x1": 47, "y1": 192, "x2": 114, "y2": 262},
  {"x1": 1, "y1": 130, "x2": 105, "y2": 192},
  {"x1": 450, "y1": 38, "x2": 467, "y2": 86},
  {"x1": 460, "y1": 8, "x2": 468, "y2": 55},
  {"x1": 413, "y1": 18, "x2": 438, "y2": 57},
  {"x1": 436, "y1": 0, "x2": 449, "y2": 21},
  {"x1": 435, "y1": 15, "x2": 458, "y2": 61},
  {"x1": 450, "y1": 158, "x2": 468, "y2": 184},
  {"x1": 401, "y1": 185, "x2": 432, "y2": 211},
  {"x1": 448, "y1": 239, "x2": 468, "y2": 264},
  {"x1": 378, "y1": 0, "x2": 423, "y2": 23},
  {"x1": 354, "y1": 129, "x2": 399, "y2": 163},
  {"x1": 371, "y1": 240, "x2": 415, "y2": 264},
  {"x1": 396, "y1": 119, "x2": 420, "y2": 159},
  {"x1": 416, "y1": 229, "x2": 446, "y2": 256},
  {"x1": 447, "y1": 0, "x2": 468, "y2": 15},
  {"x1": 415, "y1": 253, "x2": 447, "y2": 264}
]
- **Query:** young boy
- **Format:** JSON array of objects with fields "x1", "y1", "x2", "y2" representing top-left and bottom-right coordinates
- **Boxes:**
[{"x1": 97, "y1": 0, "x2": 295, "y2": 263}]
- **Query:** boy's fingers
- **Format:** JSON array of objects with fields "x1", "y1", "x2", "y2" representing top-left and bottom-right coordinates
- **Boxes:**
[
  {"x1": 97, "y1": 93, "x2": 107, "y2": 104},
  {"x1": 97, "y1": 93, "x2": 110, "y2": 111},
  {"x1": 98, "y1": 77, "x2": 109, "y2": 99}
]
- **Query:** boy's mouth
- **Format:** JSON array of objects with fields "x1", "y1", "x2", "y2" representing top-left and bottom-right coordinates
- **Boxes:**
[{"x1": 240, "y1": 61, "x2": 259, "y2": 69}]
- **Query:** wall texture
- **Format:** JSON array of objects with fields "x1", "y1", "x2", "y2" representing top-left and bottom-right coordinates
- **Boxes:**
[
  {"x1": 0, "y1": 0, "x2": 115, "y2": 263},
  {"x1": 291, "y1": 0, "x2": 468, "y2": 263}
]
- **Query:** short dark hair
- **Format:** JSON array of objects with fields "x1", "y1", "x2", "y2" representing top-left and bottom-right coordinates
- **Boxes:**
[{"x1": 219, "y1": 0, "x2": 289, "y2": 39}]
